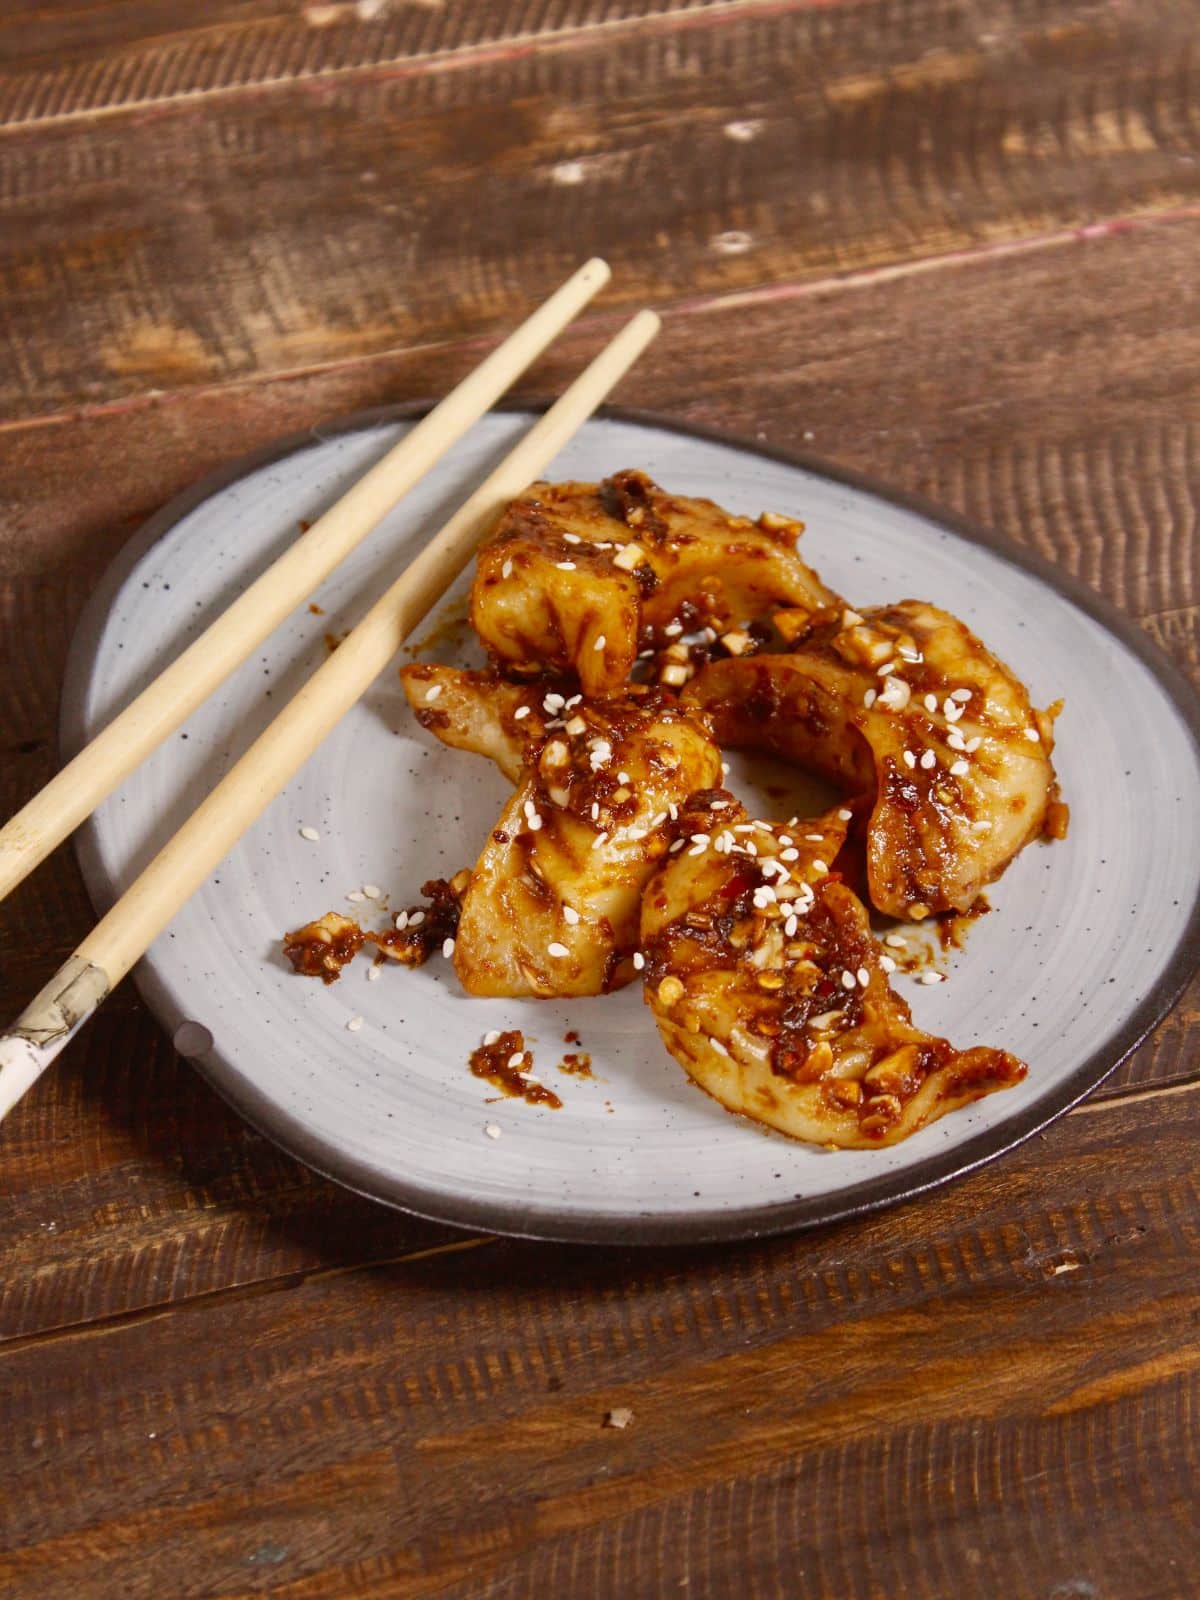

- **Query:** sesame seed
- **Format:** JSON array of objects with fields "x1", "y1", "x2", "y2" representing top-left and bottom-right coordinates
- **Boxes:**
[
  {"x1": 527, "y1": 814, "x2": 544, "y2": 832},
  {"x1": 971, "y1": 819, "x2": 993, "y2": 834},
  {"x1": 804, "y1": 833, "x2": 823, "y2": 842},
  {"x1": 878, "y1": 676, "x2": 911, "y2": 711},
  {"x1": 299, "y1": 825, "x2": 320, "y2": 842},
  {"x1": 837, "y1": 808, "x2": 853, "y2": 821},
  {"x1": 346, "y1": 890, "x2": 366, "y2": 903},
  {"x1": 949, "y1": 759, "x2": 970, "y2": 777},
  {"x1": 841, "y1": 970, "x2": 856, "y2": 990},
  {"x1": 902, "y1": 750, "x2": 916, "y2": 770},
  {"x1": 778, "y1": 833, "x2": 793, "y2": 844},
  {"x1": 857, "y1": 966, "x2": 870, "y2": 987},
  {"x1": 780, "y1": 848, "x2": 800, "y2": 861},
  {"x1": 565, "y1": 694, "x2": 582, "y2": 708},
  {"x1": 785, "y1": 914, "x2": 798, "y2": 936},
  {"x1": 547, "y1": 942, "x2": 569, "y2": 958},
  {"x1": 920, "y1": 751, "x2": 936, "y2": 770},
  {"x1": 563, "y1": 532, "x2": 581, "y2": 544},
  {"x1": 1025, "y1": 727, "x2": 1041, "y2": 742},
  {"x1": 593, "y1": 634, "x2": 607, "y2": 652},
  {"x1": 690, "y1": 832, "x2": 710, "y2": 845},
  {"x1": 924, "y1": 694, "x2": 938, "y2": 713},
  {"x1": 507, "y1": 1051, "x2": 525, "y2": 1069},
  {"x1": 877, "y1": 660, "x2": 898, "y2": 677},
  {"x1": 593, "y1": 831, "x2": 610, "y2": 850},
  {"x1": 863, "y1": 689, "x2": 877, "y2": 709},
  {"x1": 501, "y1": 559, "x2": 513, "y2": 579},
  {"x1": 363, "y1": 884, "x2": 383, "y2": 899},
  {"x1": 563, "y1": 906, "x2": 580, "y2": 925},
  {"x1": 556, "y1": 561, "x2": 577, "y2": 571},
  {"x1": 408, "y1": 911, "x2": 425, "y2": 927},
  {"x1": 669, "y1": 803, "x2": 679, "y2": 820},
  {"x1": 947, "y1": 731, "x2": 966, "y2": 751},
  {"x1": 367, "y1": 965, "x2": 381, "y2": 981},
  {"x1": 424, "y1": 684, "x2": 443, "y2": 703},
  {"x1": 442, "y1": 938, "x2": 455, "y2": 958},
  {"x1": 880, "y1": 955, "x2": 896, "y2": 973},
  {"x1": 618, "y1": 770, "x2": 631, "y2": 784},
  {"x1": 523, "y1": 799, "x2": 536, "y2": 818},
  {"x1": 965, "y1": 736, "x2": 982, "y2": 753},
  {"x1": 394, "y1": 911, "x2": 409, "y2": 930},
  {"x1": 918, "y1": 972, "x2": 945, "y2": 985},
  {"x1": 944, "y1": 700, "x2": 964, "y2": 722},
  {"x1": 485, "y1": 1124, "x2": 502, "y2": 1140},
  {"x1": 591, "y1": 802, "x2": 600, "y2": 820},
  {"x1": 753, "y1": 887, "x2": 776, "y2": 908},
  {"x1": 633, "y1": 952, "x2": 645, "y2": 970},
  {"x1": 514, "y1": 706, "x2": 531, "y2": 721},
  {"x1": 884, "y1": 933, "x2": 907, "y2": 948},
  {"x1": 664, "y1": 621, "x2": 683, "y2": 637},
  {"x1": 951, "y1": 688, "x2": 972, "y2": 702},
  {"x1": 543, "y1": 693, "x2": 566, "y2": 712},
  {"x1": 483, "y1": 1030, "x2": 501, "y2": 1046},
  {"x1": 346, "y1": 1016, "x2": 364, "y2": 1032},
  {"x1": 710, "y1": 1038, "x2": 730, "y2": 1058}
]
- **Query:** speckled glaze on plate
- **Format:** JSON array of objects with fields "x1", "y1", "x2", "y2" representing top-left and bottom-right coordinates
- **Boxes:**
[{"x1": 62, "y1": 407, "x2": 1200, "y2": 1244}]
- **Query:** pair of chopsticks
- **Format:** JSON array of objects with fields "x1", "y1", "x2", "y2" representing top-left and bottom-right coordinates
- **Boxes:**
[{"x1": 0, "y1": 261, "x2": 661, "y2": 1123}]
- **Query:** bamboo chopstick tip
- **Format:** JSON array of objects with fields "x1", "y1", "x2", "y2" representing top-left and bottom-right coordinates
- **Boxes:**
[{"x1": 579, "y1": 257, "x2": 613, "y2": 287}]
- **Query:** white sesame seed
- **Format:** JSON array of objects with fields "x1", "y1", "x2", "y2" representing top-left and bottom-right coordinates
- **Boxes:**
[
  {"x1": 483, "y1": 1030, "x2": 501, "y2": 1046},
  {"x1": 949, "y1": 759, "x2": 970, "y2": 777},
  {"x1": 920, "y1": 750, "x2": 936, "y2": 770},
  {"x1": 813, "y1": 858, "x2": 829, "y2": 875},
  {"x1": 664, "y1": 621, "x2": 683, "y2": 637},
  {"x1": 947, "y1": 730, "x2": 967, "y2": 751},
  {"x1": 785, "y1": 914, "x2": 798, "y2": 936},
  {"x1": 633, "y1": 952, "x2": 645, "y2": 971},
  {"x1": 863, "y1": 689, "x2": 877, "y2": 709},
  {"x1": 547, "y1": 942, "x2": 569, "y2": 958},
  {"x1": 857, "y1": 967, "x2": 870, "y2": 987},
  {"x1": 691, "y1": 832, "x2": 710, "y2": 845},
  {"x1": 514, "y1": 705, "x2": 531, "y2": 720},
  {"x1": 523, "y1": 798, "x2": 536, "y2": 818},
  {"x1": 971, "y1": 819, "x2": 993, "y2": 834},
  {"x1": 880, "y1": 955, "x2": 896, "y2": 973},
  {"x1": 804, "y1": 833, "x2": 823, "y2": 842},
  {"x1": 951, "y1": 688, "x2": 972, "y2": 703},
  {"x1": 884, "y1": 933, "x2": 907, "y2": 948},
  {"x1": 442, "y1": 938, "x2": 455, "y2": 958},
  {"x1": 563, "y1": 905, "x2": 580, "y2": 925},
  {"x1": 591, "y1": 802, "x2": 601, "y2": 820},
  {"x1": 593, "y1": 634, "x2": 607, "y2": 652},
  {"x1": 669, "y1": 803, "x2": 679, "y2": 820},
  {"x1": 618, "y1": 771, "x2": 631, "y2": 784},
  {"x1": 527, "y1": 814, "x2": 544, "y2": 832},
  {"x1": 501, "y1": 559, "x2": 513, "y2": 579},
  {"x1": 841, "y1": 970, "x2": 857, "y2": 990},
  {"x1": 424, "y1": 683, "x2": 443, "y2": 703},
  {"x1": 408, "y1": 911, "x2": 425, "y2": 927},
  {"x1": 780, "y1": 848, "x2": 800, "y2": 861},
  {"x1": 485, "y1": 1123, "x2": 502, "y2": 1140},
  {"x1": 593, "y1": 831, "x2": 610, "y2": 850},
  {"x1": 878, "y1": 676, "x2": 911, "y2": 711},
  {"x1": 837, "y1": 808, "x2": 853, "y2": 821},
  {"x1": 367, "y1": 965, "x2": 381, "y2": 981},
  {"x1": 556, "y1": 561, "x2": 577, "y2": 571},
  {"x1": 563, "y1": 533, "x2": 581, "y2": 545},
  {"x1": 346, "y1": 890, "x2": 366, "y2": 903},
  {"x1": 778, "y1": 833, "x2": 793, "y2": 844},
  {"x1": 1025, "y1": 727, "x2": 1041, "y2": 742},
  {"x1": 363, "y1": 884, "x2": 383, "y2": 900},
  {"x1": 709, "y1": 1038, "x2": 730, "y2": 1057},
  {"x1": 299, "y1": 825, "x2": 320, "y2": 842},
  {"x1": 877, "y1": 660, "x2": 898, "y2": 677},
  {"x1": 394, "y1": 911, "x2": 409, "y2": 930},
  {"x1": 543, "y1": 693, "x2": 566, "y2": 713},
  {"x1": 944, "y1": 700, "x2": 964, "y2": 723},
  {"x1": 924, "y1": 694, "x2": 938, "y2": 713},
  {"x1": 565, "y1": 694, "x2": 582, "y2": 708},
  {"x1": 753, "y1": 886, "x2": 776, "y2": 907},
  {"x1": 902, "y1": 751, "x2": 916, "y2": 770},
  {"x1": 346, "y1": 1016, "x2": 364, "y2": 1032},
  {"x1": 918, "y1": 972, "x2": 945, "y2": 985},
  {"x1": 507, "y1": 1052, "x2": 525, "y2": 1069},
  {"x1": 965, "y1": 736, "x2": 982, "y2": 753}
]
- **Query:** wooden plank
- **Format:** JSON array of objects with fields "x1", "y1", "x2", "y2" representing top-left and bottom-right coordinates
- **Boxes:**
[
  {"x1": 1, "y1": 219, "x2": 1196, "y2": 1342},
  {"x1": 2, "y1": 0, "x2": 1199, "y2": 416},
  {"x1": 1, "y1": 1080, "x2": 1196, "y2": 1597}
]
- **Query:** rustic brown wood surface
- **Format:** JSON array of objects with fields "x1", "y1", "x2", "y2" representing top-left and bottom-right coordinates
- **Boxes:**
[{"x1": 1, "y1": 1, "x2": 1197, "y2": 1595}]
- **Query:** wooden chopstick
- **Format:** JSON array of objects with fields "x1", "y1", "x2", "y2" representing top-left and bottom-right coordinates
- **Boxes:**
[
  {"x1": 0, "y1": 257, "x2": 612, "y2": 906},
  {"x1": 0, "y1": 308, "x2": 661, "y2": 1123}
]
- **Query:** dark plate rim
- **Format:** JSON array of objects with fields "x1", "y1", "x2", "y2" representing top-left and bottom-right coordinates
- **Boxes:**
[{"x1": 62, "y1": 400, "x2": 1200, "y2": 1247}]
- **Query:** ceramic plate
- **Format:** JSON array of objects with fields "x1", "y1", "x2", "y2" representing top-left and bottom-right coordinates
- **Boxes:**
[{"x1": 63, "y1": 408, "x2": 1200, "y2": 1244}]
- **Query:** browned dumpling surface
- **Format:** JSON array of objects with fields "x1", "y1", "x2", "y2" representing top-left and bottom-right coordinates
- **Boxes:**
[
  {"x1": 640, "y1": 793, "x2": 1027, "y2": 1148},
  {"x1": 685, "y1": 599, "x2": 1063, "y2": 919},
  {"x1": 469, "y1": 470, "x2": 837, "y2": 697}
]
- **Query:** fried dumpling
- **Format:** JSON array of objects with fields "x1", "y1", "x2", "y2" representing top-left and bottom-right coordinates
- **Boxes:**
[
  {"x1": 685, "y1": 600, "x2": 1064, "y2": 919},
  {"x1": 400, "y1": 665, "x2": 721, "y2": 996},
  {"x1": 640, "y1": 792, "x2": 1027, "y2": 1147},
  {"x1": 469, "y1": 471, "x2": 838, "y2": 697}
]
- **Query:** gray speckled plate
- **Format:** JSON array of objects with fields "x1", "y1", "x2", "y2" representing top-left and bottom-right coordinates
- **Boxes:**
[{"x1": 63, "y1": 407, "x2": 1200, "y2": 1244}]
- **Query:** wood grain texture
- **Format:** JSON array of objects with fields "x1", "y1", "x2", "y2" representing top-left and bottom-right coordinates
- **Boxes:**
[
  {"x1": 2, "y1": 1, "x2": 1198, "y2": 1593},
  {"x1": 1, "y1": 1081, "x2": 1197, "y2": 1597},
  {"x1": 2, "y1": 0, "x2": 1199, "y2": 416}
]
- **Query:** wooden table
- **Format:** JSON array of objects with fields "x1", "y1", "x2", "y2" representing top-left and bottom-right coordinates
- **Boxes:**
[{"x1": 2, "y1": 3, "x2": 1197, "y2": 1595}]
